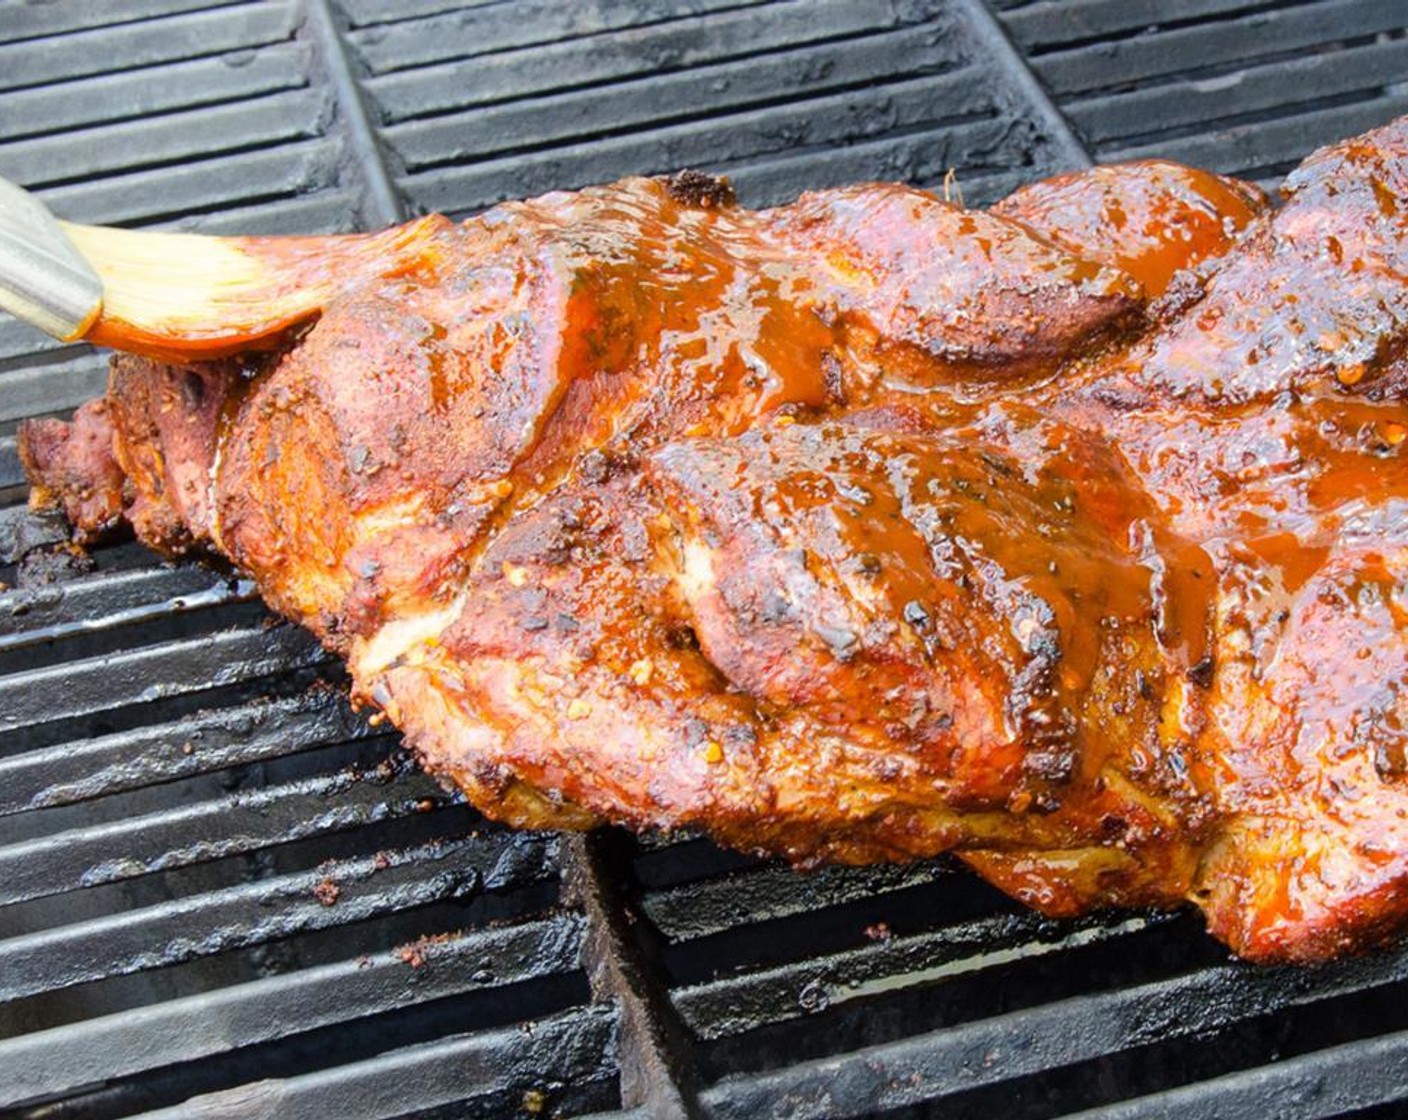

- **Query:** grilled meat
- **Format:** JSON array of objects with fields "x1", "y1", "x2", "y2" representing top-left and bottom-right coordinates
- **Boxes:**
[{"x1": 22, "y1": 117, "x2": 1408, "y2": 962}]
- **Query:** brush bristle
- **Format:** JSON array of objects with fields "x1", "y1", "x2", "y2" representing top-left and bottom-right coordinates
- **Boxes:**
[
  {"x1": 60, "y1": 223, "x2": 330, "y2": 360},
  {"x1": 56, "y1": 216, "x2": 449, "y2": 362}
]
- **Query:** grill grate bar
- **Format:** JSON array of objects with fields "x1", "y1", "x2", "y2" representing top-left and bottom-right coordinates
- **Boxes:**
[
  {"x1": 0, "y1": 1, "x2": 249, "y2": 46},
  {"x1": 0, "y1": 622, "x2": 326, "y2": 734},
  {"x1": 720, "y1": 124, "x2": 1040, "y2": 208},
  {"x1": 673, "y1": 911, "x2": 1159, "y2": 1040},
  {"x1": 629, "y1": 835, "x2": 758, "y2": 890},
  {"x1": 1004, "y1": 0, "x2": 1272, "y2": 53},
  {"x1": 170, "y1": 187, "x2": 364, "y2": 235},
  {"x1": 0, "y1": 596, "x2": 272, "y2": 675},
  {"x1": 364, "y1": 0, "x2": 940, "y2": 125},
  {"x1": 0, "y1": 90, "x2": 328, "y2": 189},
  {"x1": 0, "y1": 43, "x2": 313, "y2": 144},
  {"x1": 340, "y1": 0, "x2": 514, "y2": 28},
  {"x1": 642, "y1": 862, "x2": 955, "y2": 943},
  {"x1": 0, "y1": 691, "x2": 372, "y2": 817},
  {"x1": 1063, "y1": 1027, "x2": 1408, "y2": 1120},
  {"x1": 1033, "y1": 0, "x2": 1408, "y2": 98},
  {"x1": 0, "y1": 832, "x2": 556, "y2": 1003},
  {"x1": 0, "y1": 913, "x2": 584, "y2": 1109},
  {"x1": 39, "y1": 138, "x2": 343, "y2": 227},
  {"x1": 385, "y1": 23, "x2": 964, "y2": 174},
  {"x1": 340, "y1": 0, "x2": 517, "y2": 27},
  {"x1": 0, "y1": 4, "x2": 299, "y2": 94},
  {"x1": 404, "y1": 74, "x2": 999, "y2": 214},
  {"x1": 1067, "y1": 38, "x2": 1408, "y2": 149},
  {"x1": 348, "y1": 0, "x2": 772, "y2": 76},
  {"x1": 0, "y1": 350, "x2": 106, "y2": 419},
  {"x1": 696, "y1": 938, "x2": 1408, "y2": 1120},
  {"x1": 0, "y1": 567, "x2": 250, "y2": 645},
  {"x1": 0, "y1": 582, "x2": 254, "y2": 658},
  {"x1": 0, "y1": 437, "x2": 21, "y2": 492},
  {"x1": 1105, "y1": 93, "x2": 1408, "y2": 170},
  {"x1": 567, "y1": 833, "x2": 703, "y2": 1120},
  {"x1": 0, "y1": 753, "x2": 443, "y2": 905},
  {"x1": 125, "y1": 1002, "x2": 621, "y2": 1120}
]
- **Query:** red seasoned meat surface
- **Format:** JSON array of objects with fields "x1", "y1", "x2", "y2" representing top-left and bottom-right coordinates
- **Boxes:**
[{"x1": 25, "y1": 117, "x2": 1408, "y2": 962}]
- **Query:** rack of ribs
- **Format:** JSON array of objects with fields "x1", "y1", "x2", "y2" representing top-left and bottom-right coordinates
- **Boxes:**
[{"x1": 21, "y1": 116, "x2": 1408, "y2": 963}]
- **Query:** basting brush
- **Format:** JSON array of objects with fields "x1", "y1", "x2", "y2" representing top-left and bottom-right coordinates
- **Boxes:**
[{"x1": 0, "y1": 174, "x2": 446, "y2": 363}]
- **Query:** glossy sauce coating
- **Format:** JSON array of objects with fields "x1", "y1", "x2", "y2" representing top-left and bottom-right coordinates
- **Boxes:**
[
  {"x1": 993, "y1": 160, "x2": 1269, "y2": 297},
  {"x1": 21, "y1": 126, "x2": 1408, "y2": 962}
]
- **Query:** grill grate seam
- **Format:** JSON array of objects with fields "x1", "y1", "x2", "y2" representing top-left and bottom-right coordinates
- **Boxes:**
[
  {"x1": 956, "y1": 0, "x2": 1093, "y2": 168},
  {"x1": 298, "y1": 0, "x2": 407, "y2": 226},
  {"x1": 566, "y1": 832, "x2": 704, "y2": 1120}
]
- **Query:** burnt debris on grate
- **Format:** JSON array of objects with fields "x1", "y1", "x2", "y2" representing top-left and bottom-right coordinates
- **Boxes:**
[{"x1": 5, "y1": 2, "x2": 1408, "y2": 1120}]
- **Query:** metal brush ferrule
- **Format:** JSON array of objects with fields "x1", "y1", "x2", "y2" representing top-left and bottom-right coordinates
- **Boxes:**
[{"x1": 0, "y1": 175, "x2": 102, "y2": 342}]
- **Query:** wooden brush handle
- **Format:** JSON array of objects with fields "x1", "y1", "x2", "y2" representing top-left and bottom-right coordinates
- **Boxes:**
[{"x1": 0, "y1": 176, "x2": 103, "y2": 342}]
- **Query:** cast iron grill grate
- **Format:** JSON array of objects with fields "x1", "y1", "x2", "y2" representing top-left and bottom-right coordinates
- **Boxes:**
[
  {"x1": 2, "y1": 2, "x2": 1408, "y2": 1118},
  {"x1": 997, "y1": 0, "x2": 1408, "y2": 185}
]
